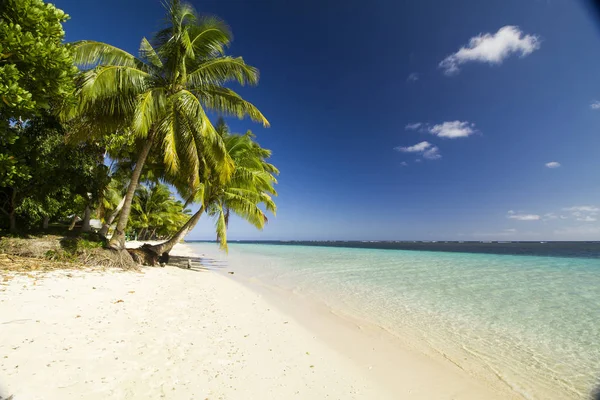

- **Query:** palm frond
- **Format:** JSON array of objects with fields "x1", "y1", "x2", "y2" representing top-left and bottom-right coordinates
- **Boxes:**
[
  {"x1": 187, "y1": 56, "x2": 259, "y2": 87},
  {"x1": 214, "y1": 202, "x2": 228, "y2": 251},
  {"x1": 139, "y1": 38, "x2": 164, "y2": 69},
  {"x1": 132, "y1": 88, "x2": 167, "y2": 138},
  {"x1": 195, "y1": 86, "x2": 269, "y2": 127},
  {"x1": 72, "y1": 41, "x2": 143, "y2": 69}
]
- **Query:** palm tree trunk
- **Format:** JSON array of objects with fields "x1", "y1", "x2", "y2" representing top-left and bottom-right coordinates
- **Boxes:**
[
  {"x1": 81, "y1": 205, "x2": 92, "y2": 232},
  {"x1": 98, "y1": 195, "x2": 125, "y2": 238},
  {"x1": 144, "y1": 206, "x2": 204, "y2": 255},
  {"x1": 68, "y1": 215, "x2": 78, "y2": 230},
  {"x1": 108, "y1": 132, "x2": 155, "y2": 250}
]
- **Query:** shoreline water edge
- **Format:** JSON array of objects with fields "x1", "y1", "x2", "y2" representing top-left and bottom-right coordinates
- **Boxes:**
[{"x1": 2, "y1": 241, "x2": 597, "y2": 399}]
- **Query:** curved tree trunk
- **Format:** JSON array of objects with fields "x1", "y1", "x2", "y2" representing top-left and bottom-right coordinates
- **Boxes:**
[
  {"x1": 108, "y1": 132, "x2": 155, "y2": 250},
  {"x1": 68, "y1": 215, "x2": 78, "y2": 230},
  {"x1": 143, "y1": 206, "x2": 204, "y2": 256},
  {"x1": 99, "y1": 196, "x2": 125, "y2": 238},
  {"x1": 81, "y1": 205, "x2": 92, "y2": 232}
]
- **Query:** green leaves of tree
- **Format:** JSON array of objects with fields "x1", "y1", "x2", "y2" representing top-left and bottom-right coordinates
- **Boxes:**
[{"x1": 0, "y1": 0, "x2": 77, "y2": 120}]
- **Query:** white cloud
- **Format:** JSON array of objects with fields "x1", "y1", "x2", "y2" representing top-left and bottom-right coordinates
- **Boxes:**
[
  {"x1": 577, "y1": 216, "x2": 597, "y2": 222},
  {"x1": 430, "y1": 121, "x2": 476, "y2": 138},
  {"x1": 504, "y1": 228, "x2": 517, "y2": 233},
  {"x1": 405, "y1": 123, "x2": 422, "y2": 130},
  {"x1": 507, "y1": 210, "x2": 515, "y2": 215},
  {"x1": 396, "y1": 141, "x2": 431, "y2": 153},
  {"x1": 423, "y1": 146, "x2": 441, "y2": 160},
  {"x1": 439, "y1": 26, "x2": 540, "y2": 75},
  {"x1": 404, "y1": 121, "x2": 478, "y2": 138},
  {"x1": 407, "y1": 73, "x2": 419, "y2": 82},
  {"x1": 560, "y1": 206, "x2": 599, "y2": 222},
  {"x1": 563, "y1": 206, "x2": 599, "y2": 212},
  {"x1": 590, "y1": 100, "x2": 600, "y2": 110},
  {"x1": 545, "y1": 161, "x2": 561, "y2": 168},
  {"x1": 395, "y1": 141, "x2": 442, "y2": 160},
  {"x1": 508, "y1": 212, "x2": 541, "y2": 221},
  {"x1": 415, "y1": 159, "x2": 422, "y2": 163},
  {"x1": 400, "y1": 161, "x2": 408, "y2": 167}
]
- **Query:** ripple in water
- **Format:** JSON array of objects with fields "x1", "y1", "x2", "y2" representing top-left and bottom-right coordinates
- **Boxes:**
[{"x1": 191, "y1": 243, "x2": 600, "y2": 399}]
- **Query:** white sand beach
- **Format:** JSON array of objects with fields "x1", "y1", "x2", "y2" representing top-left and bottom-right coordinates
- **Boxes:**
[{"x1": 0, "y1": 243, "x2": 515, "y2": 399}]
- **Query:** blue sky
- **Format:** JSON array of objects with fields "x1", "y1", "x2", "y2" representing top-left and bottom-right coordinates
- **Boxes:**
[{"x1": 55, "y1": 0, "x2": 600, "y2": 240}]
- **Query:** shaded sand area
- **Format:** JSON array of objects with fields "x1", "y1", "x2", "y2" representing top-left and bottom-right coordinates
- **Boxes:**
[{"x1": 0, "y1": 243, "x2": 514, "y2": 399}]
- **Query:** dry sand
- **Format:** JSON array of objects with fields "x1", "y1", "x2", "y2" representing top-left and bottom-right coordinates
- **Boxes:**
[{"x1": 0, "y1": 243, "x2": 514, "y2": 399}]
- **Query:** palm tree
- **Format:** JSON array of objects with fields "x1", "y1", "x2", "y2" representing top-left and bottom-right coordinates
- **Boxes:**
[
  {"x1": 129, "y1": 183, "x2": 190, "y2": 240},
  {"x1": 145, "y1": 119, "x2": 277, "y2": 255},
  {"x1": 68, "y1": 0, "x2": 268, "y2": 250},
  {"x1": 97, "y1": 172, "x2": 128, "y2": 238}
]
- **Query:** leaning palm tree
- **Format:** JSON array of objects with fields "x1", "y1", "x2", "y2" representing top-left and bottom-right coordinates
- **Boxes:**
[
  {"x1": 144, "y1": 119, "x2": 277, "y2": 255},
  {"x1": 68, "y1": 0, "x2": 268, "y2": 250}
]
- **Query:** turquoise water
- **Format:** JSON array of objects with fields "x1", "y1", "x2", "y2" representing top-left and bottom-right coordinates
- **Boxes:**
[{"x1": 190, "y1": 243, "x2": 600, "y2": 399}]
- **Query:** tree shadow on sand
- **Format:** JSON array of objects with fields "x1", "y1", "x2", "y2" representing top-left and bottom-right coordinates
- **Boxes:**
[{"x1": 165, "y1": 255, "x2": 228, "y2": 272}]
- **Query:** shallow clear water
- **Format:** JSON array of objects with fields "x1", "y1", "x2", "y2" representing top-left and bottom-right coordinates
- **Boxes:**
[{"x1": 189, "y1": 242, "x2": 600, "y2": 399}]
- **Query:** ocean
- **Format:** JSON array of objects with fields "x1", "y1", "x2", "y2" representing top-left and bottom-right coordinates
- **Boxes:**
[{"x1": 187, "y1": 241, "x2": 600, "y2": 399}]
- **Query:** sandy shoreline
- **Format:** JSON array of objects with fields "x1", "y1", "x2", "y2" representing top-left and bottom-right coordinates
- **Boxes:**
[{"x1": 0, "y1": 243, "x2": 515, "y2": 399}]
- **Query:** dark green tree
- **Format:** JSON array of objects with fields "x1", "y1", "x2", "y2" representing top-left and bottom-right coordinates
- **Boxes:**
[
  {"x1": 0, "y1": 0, "x2": 77, "y2": 199},
  {"x1": 0, "y1": 115, "x2": 109, "y2": 232},
  {"x1": 0, "y1": 0, "x2": 76, "y2": 120}
]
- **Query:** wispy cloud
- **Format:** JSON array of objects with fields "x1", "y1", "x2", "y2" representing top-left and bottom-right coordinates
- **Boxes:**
[
  {"x1": 439, "y1": 26, "x2": 540, "y2": 75},
  {"x1": 407, "y1": 73, "x2": 419, "y2": 82},
  {"x1": 405, "y1": 123, "x2": 422, "y2": 131},
  {"x1": 577, "y1": 216, "x2": 597, "y2": 222},
  {"x1": 395, "y1": 141, "x2": 442, "y2": 160},
  {"x1": 423, "y1": 146, "x2": 441, "y2": 160},
  {"x1": 563, "y1": 206, "x2": 599, "y2": 213},
  {"x1": 545, "y1": 161, "x2": 561, "y2": 168},
  {"x1": 396, "y1": 141, "x2": 432, "y2": 153},
  {"x1": 543, "y1": 213, "x2": 558, "y2": 221},
  {"x1": 590, "y1": 100, "x2": 600, "y2": 110},
  {"x1": 562, "y1": 205, "x2": 599, "y2": 222},
  {"x1": 404, "y1": 120, "x2": 477, "y2": 138},
  {"x1": 507, "y1": 211, "x2": 541, "y2": 221},
  {"x1": 400, "y1": 161, "x2": 408, "y2": 167}
]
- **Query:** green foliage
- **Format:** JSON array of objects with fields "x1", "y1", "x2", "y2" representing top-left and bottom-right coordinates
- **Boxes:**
[
  {"x1": 129, "y1": 182, "x2": 191, "y2": 240},
  {"x1": 190, "y1": 119, "x2": 278, "y2": 251},
  {"x1": 0, "y1": 0, "x2": 78, "y2": 215},
  {"x1": 0, "y1": 0, "x2": 77, "y2": 119},
  {"x1": 68, "y1": 0, "x2": 269, "y2": 219},
  {"x1": 0, "y1": 115, "x2": 110, "y2": 231}
]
